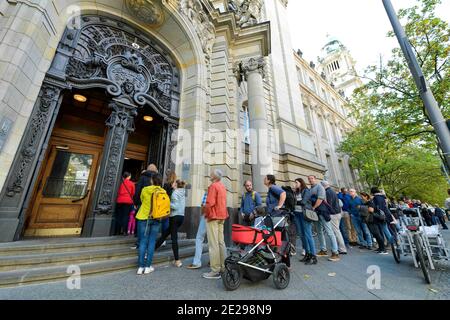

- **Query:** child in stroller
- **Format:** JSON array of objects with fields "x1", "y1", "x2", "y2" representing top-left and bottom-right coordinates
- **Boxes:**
[{"x1": 222, "y1": 206, "x2": 291, "y2": 291}]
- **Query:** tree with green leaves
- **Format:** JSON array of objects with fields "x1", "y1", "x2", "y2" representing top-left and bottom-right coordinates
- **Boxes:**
[{"x1": 339, "y1": 0, "x2": 449, "y2": 204}]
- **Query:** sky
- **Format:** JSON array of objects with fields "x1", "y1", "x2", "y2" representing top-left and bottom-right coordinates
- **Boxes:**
[{"x1": 286, "y1": 0, "x2": 450, "y2": 75}]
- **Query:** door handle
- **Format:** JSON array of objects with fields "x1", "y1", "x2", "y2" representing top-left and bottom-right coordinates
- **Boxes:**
[{"x1": 72, "y1": 188, "x2": 90, "y2": 203}]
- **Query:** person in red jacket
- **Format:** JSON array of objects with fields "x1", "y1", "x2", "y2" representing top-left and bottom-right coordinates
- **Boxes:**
[
  {"x1": 115, "y1": 172, "x2": 135, "y2": 235},
  {"x1": 202, "y1": 169, "x2": 229, "y2": 280}
]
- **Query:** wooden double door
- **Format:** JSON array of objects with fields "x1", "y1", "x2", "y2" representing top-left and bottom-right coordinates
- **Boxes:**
[{"x1": 25, "y1": 136, "x2": 102, "y2": 237}]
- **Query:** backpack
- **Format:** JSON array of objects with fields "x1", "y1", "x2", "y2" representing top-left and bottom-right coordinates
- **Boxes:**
[
  {"x1": 150, "y1": 187, "x2": 171, "y2": 220},
  {"x1": 281, "y1": 186, "x2": 296, "y2": 212}
]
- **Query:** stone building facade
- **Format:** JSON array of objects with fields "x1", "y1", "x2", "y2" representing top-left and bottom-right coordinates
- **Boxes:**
[{"x1": 0, "y1": 0, "x2": 360, "y2": 242}]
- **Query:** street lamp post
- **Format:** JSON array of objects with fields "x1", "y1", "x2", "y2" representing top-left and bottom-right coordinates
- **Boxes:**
[{"x1": 382, "y1": 0, "x2": 450, "y2": 170}]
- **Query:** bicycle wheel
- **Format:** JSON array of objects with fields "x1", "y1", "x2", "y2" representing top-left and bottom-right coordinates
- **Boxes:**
[
  {"x1": 413, "y1": 234, "x2": 431, "y2": 284},
  {"x1": 392, "y1": 242, "x2": 401, "y2": 264}
]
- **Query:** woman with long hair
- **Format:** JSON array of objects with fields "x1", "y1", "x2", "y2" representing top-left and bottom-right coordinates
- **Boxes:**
[
  {"x1": 155, "y1": 180, "x2": 187, "y2": 267},
  {"x1": 293, "y1": 178, "x2": 307, "y2": 258},
  {"x1": 296, "y1": 178, "x2": 317, "y2": 265}
]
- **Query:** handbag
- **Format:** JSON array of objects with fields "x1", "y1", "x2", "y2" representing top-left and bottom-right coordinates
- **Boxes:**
[
  {"x1": 304, "y1": 208, "x2": 319, "y2": 222},
  {"x1": 315, "y1": 202, "x2": 332, "y2": 222},
  {"x1": 373, "y1": 209, "x2": 386, "y2": 222}
]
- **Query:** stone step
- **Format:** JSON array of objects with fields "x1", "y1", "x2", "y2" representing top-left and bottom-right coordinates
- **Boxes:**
[
  {"x1": 0, "y1": 244, "x2": 204, "y2": 288},
  {"x1": 0, "y1": 234, "x2": 187, "y2": 256},
  {"x1": 0, "y1": 239, "x2": 195, "y2": 272}
]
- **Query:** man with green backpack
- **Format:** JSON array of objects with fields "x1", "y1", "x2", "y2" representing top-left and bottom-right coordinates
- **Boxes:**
[{"x1": 240, "y1": 180, "x2": 262, "y2": 227}]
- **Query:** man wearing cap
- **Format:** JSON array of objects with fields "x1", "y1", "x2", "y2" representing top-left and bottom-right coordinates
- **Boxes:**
[{"x1": 321, "y1": 181, "x2": 347, "y2": 254}]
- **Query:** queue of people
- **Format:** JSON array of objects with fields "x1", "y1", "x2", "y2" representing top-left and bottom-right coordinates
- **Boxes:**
[{"x1": 115, "y1": 166, "x2": 449, "y2": 278}]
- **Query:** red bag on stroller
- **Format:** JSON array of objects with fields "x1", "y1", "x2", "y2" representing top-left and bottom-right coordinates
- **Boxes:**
[{"x1": 232, "y1": 224, "x2": 282, "y2": 248}]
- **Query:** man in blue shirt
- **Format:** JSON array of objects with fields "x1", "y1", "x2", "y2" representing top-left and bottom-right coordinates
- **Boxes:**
[
  {"x1": 240, "y1": 180, "x2": 262, "y2": 226},
  {"x1": 264, "y1": 175, "x2": 286, "y2": 215},
  {"x1": 338, "y1": 188, "x2": 357, "y2": 246},
  {"x1": 349, "y1": 189, "x2": 373, "y2": 249}
]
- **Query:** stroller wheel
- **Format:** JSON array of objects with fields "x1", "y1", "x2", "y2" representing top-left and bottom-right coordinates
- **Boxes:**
[
  {"x1": 222, "y1": 263, "x2": 242, "y2": 291},
  {"x1": 273, "y1": 263, "x2": 290, "y2": 290}
]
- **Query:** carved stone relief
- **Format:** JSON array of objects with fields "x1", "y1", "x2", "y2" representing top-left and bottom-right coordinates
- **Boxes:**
[
  {"x1": 124, "y1": 0, "x2": 164, "y2": 25},
  {"x1": 228, "y1": 0, "x2": 263, "y2": 28},
  {"x1": 65, "y1": 16, "x2": 179, "y2": 114},
  {"x1": 179, "y1": 0, "x2": 215, "y2": 58},
  {"x1": 5, "y1": 85, "x2": 61, "y2": 197}
]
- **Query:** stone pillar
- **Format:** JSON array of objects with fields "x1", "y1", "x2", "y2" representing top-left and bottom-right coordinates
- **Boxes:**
[
  {"x1": 82, "y1": 101, "x2": 137, "y2": 237},
  {"x1": 240, "y1": 57, "x2": 273, "y2": 194}
]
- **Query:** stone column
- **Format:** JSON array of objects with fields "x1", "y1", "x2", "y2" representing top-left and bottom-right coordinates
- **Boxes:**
[
  {"x1": 82, "y1": 100, "x2": 137, "y2": 237},
  {"x1": 240, "y1": 57, "x2": 273, "y2": 193}
]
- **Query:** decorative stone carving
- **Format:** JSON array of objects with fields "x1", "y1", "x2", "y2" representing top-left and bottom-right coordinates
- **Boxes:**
[
  {"x1": 65, "y1": 16, "x2": 179, "y2": 114},
  {"x1": 240, "y1": 57, "x2": 266, "y2": 80},
  {"x1": 94, "y1": 102, "x2": 137, "y2": 215},
  {"x1": 179, "y1": 0, "x2": 215, "y2": 58},
  {"x1": 125, "y1": 0, "x2": 164, "y2": 25},
  {"x1": 6, "y1": 85, "x2": 61, "y2": 197},
  {"x1": 165, "y1": 123, "x2": 179, "y2": 172},
  {"x1": 228, "y1": 0, "x2": 263, "y2": 28}
]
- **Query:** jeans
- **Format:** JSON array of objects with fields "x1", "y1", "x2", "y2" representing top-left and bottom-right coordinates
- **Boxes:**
[
  {"x1": 351, "y1": 215, "x2": 373, "y2": 247},
  {"x1": 330, "y1": 214, "x2": 347, "y2": 253},
  {"x1": 155, "y1": 216, "x2": 185, "y2": 260},
  {"x1": 317, "y1": 215, "x2": 339, "y2": 254},
  {"x1": 368, "y1": 223, "x2": 385, "y2": 251},
  {"x1": 293, "y1": 211, "x2": 306, "y2": 251},
  {"x1": 161, "y1": 218, "x2": 169, "y2": 233},
  {"x1": 339, "y1": 215, "x2": 350, "y2": 246},
  {"x1": 381, "y1": 222, "x2": 394, "y2": 244},
  {"x1": 137, "y1": 219, "x2": 160, "y2": 268},
  {"x1": 303, "y1": 219, "x2": 316, "y2": 255},
  {"x1": 431, "y1": 216, "x2": 440, "y2": 225},
  {"x1": 192, "y1": 215, "x2": 207, "y2": 267}
]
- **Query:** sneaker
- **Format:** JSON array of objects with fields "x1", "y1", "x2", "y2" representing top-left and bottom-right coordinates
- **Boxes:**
[
  {"x1": 366, "y1": 246, "x2": 373, "y2": 250},
  {"x1": 358, "y1": 245, "x2": 366, "y2": 249},
  {"x1": 301, "y1": 249, "x2": 306, "y2": 256},
  {"x1": 305, "y1": 255, "x2": 317, "y2": 265},
  {"x1": 144, "y1": 266, "x2": 155, "y2": 274},
  {"x1": 130, "y1": 246, "x2": 138, "y2": 250},
  {"x1": 173, "y1": 260, "x2": 183, "y2": 268},
  {"x1": 202, "y1": 271, "x2": 221, "y2": 279},
  {"x1": 378, "y1": 251, "x2": 389, "y2": 255},
  {"x1": 137, "y1": 267, "x2": 144, "y2": 275},
  {"x1": 187, "y1": 264, "x2": 201, "y2": 269},
  {"x1": 290, "y1": 245, "x2": 297, "y2": 256},
  {"x1": 328, "y1": 253, "x2": 340, "y2": 262},
  {"x1": 317, "y1": 250, "x2": 328, "y2": 257},
  {"x1": 162, "y1": 241, "x2": 167, "y2": 247},
  {"x1": 338, "y1": 251, "x2": 347, "y2": 255}
]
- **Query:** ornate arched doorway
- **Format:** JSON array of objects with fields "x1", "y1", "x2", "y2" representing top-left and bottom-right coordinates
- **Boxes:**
[{"x1": 0, "y1": 15, "x2": 180, "y2": 238}]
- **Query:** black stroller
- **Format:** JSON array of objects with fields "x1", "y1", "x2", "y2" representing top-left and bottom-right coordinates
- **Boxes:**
[{"x1": 222, "y1": 208, "x2": 291, "y2": 291}]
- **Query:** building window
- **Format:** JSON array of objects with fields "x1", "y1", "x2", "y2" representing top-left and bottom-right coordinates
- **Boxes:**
[
  {"x1": 309, "y1": 77, "x2": 317, "y2": 93},
  {"x1": 318, "y1": 115, "x2": 327, "y2": 139},
  {"x1": 240, "y1": 105, "x2": 250, "y2": 144},
  {"x1": 296, "y1": 67, "x2": 304, "y2": 83},
  {"x1": 321, "y1": 88, "x2": 327, "y2": 101},
  {"x1": 326, "y1": 154, "x2": 336, "y2": 184},
  {"x1": 303, "y1": 104, "x2": 313, "y2": 130},
  {"x1": 339, "y1": 159, "x2": 349, "y2": 188},
  {"x1": 330, "y1": 122, "x2": 338, "y2": 143}
]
